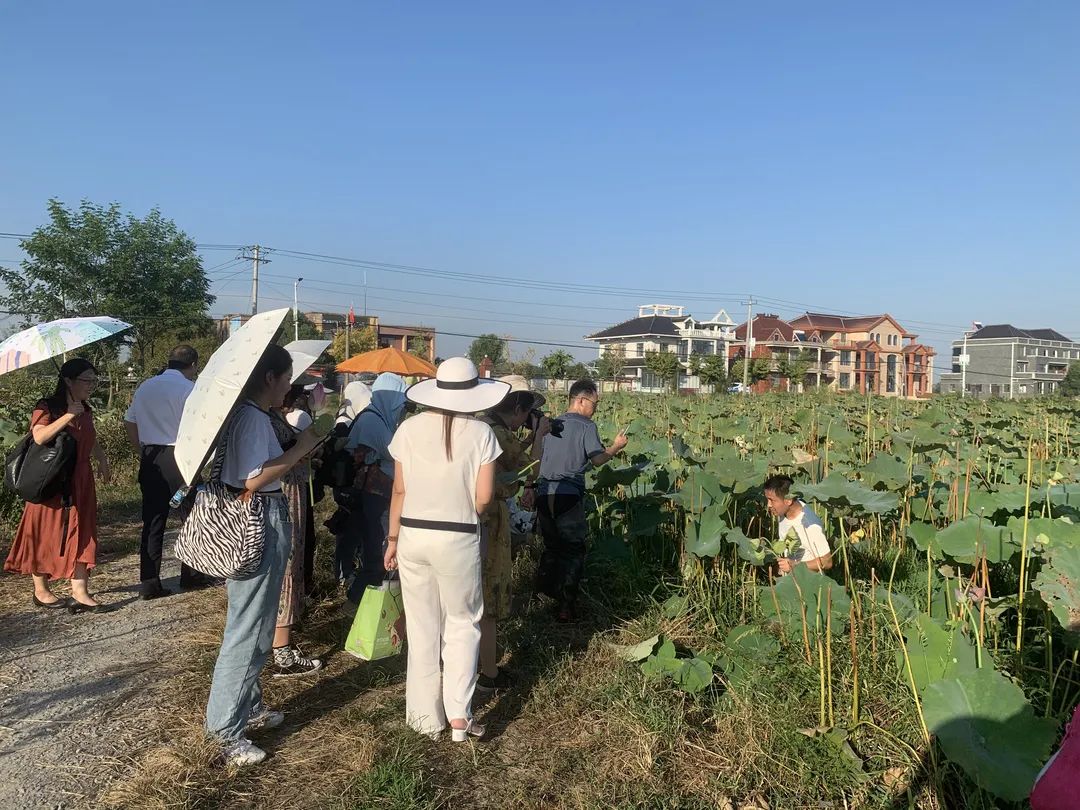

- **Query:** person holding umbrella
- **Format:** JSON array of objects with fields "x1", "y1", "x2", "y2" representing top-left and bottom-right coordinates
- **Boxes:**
[
  {"x1": 202, "y1": 342, "x2": 327, "y2": 766},
  {"x1": 4, "y1": 358, "x2": 112, "y2": 612}
]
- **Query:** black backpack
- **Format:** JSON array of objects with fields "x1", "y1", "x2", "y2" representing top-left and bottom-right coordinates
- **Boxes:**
[
  {"x1": 314, "y1": 420, "x2": 356, "y2": 492},
  {"x1": 4, "y1": 429, "x2": 77, "y2": 504}
]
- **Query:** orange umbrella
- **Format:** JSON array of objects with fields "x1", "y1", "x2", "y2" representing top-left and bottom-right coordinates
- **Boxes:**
[{"x1": 336, "y1": 346, "x2": 436, "y2": 377}]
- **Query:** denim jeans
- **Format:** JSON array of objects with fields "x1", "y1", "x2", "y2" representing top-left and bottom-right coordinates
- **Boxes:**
[{"x1": 205, "y1": 495, "x2": 291, "y2": 743}]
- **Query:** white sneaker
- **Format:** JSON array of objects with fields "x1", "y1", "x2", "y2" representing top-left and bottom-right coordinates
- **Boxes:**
[
  {"x1": 224, "y1": 738, "x2": 267, "y2": 767},
  {"x1": 246, "y1": 706, "x2": 285, "y2": 733}
]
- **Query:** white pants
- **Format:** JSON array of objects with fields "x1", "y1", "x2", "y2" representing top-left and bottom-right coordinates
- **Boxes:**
[{"x1": 397, "y1": 527, "x2": 483, "y2": 735}]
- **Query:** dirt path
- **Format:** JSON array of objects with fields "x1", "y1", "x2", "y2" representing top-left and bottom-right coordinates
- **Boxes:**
[{"x1": 0, "y1": 525, "x2": 210, "y2": 810}]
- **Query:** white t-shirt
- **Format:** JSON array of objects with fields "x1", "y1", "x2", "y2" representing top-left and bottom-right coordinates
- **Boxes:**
[
  {"x1": 218, "y1": 404, "x2": 285, "y2": 493},
  {"x1": 388, "y1": 411, "x2": 501, "y2": 526},
  {"x1": 124, "y1": 369, "x2": 194, "y2": 446},
  {"x1": 778, "y1": 501, "x2": 831, "y2": 564},
  {"x1": 286, "y1": 410, "x2": 313, "y2": 431}
]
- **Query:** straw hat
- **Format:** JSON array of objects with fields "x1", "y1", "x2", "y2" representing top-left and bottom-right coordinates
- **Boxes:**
[
  {"x1": 406, "y1": 357, "x2": 511, "y2": 414},
  {"x1": 497, "y1": 374, "x2": 546, "y2": 411}
]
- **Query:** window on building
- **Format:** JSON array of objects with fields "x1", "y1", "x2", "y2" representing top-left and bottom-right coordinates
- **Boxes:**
[
  {"x1": 886, "y1": 355, "x2": 897, "y2": 392},
  {"x1": 839, "y1": 373, "x2": 851, "y2": 389},
  {"x1": 1017, "y1": 361, "x2": 1028, "y2": 372},
  {"x1": 840, "y1": 350, "x2": 852, "y2": 366},
  {"x1": 636, "y1": 342, "x2": 644, "y2": 358},
  {"x1": 691, "y1": 340, "x2": 713, "y2": 356},
  {"x1": 839, "y1": 333, "x2": 848, "y2": 344},
  {"x1": 866, "y1": 351, "x2": 876, "y2": 367}
]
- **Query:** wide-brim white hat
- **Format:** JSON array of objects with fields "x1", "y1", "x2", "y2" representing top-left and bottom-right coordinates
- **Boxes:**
[{"x1": 406, "y1": 357, "x2": 511, "y2": 414}]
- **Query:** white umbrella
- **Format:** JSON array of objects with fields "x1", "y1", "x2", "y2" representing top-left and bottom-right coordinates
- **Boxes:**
[
  {"x1": 0, "y1": 316, "x2": 132, "y2": 375},
  {"x1": 174, "y1": 308, "x2": 290, "y2": 485},
  {"x1": 284, "y1": 339, "x2": 330, "y2": 383}
]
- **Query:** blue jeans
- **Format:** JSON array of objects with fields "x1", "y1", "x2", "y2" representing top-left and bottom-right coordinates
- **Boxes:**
[
  {"x1": 347, "y1": 492, "x2": 390, "y2": 603},
  {"x1": 205, "y1": 496, "x2": 291, "y2": 743}
]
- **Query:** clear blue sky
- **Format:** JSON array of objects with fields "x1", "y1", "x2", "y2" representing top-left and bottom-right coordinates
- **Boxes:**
[{"x1": 2, "y1": 2, "x2": 1078, "y2": 369}]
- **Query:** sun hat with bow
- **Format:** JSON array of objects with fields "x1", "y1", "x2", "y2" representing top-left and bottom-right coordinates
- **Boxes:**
[{"x1": 406, "y1": 357, "x2": 510, "y2": 414}]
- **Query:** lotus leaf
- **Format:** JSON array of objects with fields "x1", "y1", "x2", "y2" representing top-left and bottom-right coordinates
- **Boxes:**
[
  {"x1": 671, "y1": 468, "x2": 726, "y2": 513},
  {"x1": 612, "y1": 634, "x2": 660, "y2": 662},
  {"x1": 685, "y1": 504, "x2": 727, "y2": 559},
  {"x1": 726, "y1": 625, "x2": 780, "y2": 661},
  {"x1": 796, "y1": 475, "x2": 898, "y2": 514},
  {"x1": 1004, "y1": 516, "x2": 1080, "y2": 551},
  {"x1": 760, "y1": 565, "x2": 850, "y2": 638},
  {"x1": 860, "y1": 454, "x2": 911, "y2": 489},
  {"x1": 933, "y1": 516, "x2": 1017, "y2": 564},
  {"x1": 1034, "y1": 545, "x2": 1080, "y2": 634},
  {"x1": 727, "y1": 527, "x2": 769, "y2": 566},
  {"x1": 871, "y1": 586, "x2": 920, "y2": 623},
  {"x1": 898, "y1": 614, "x2": 978, "y2": 693},
  {"x1": 906, "y1": 521, "x2": 937, "y2": 553},
  {"x1": 965, "y1": 485, "x2": 1030, "y2": 517},
  {"x1": 1050, "y1": 484, "x2": 1080, "y2": 508},
  {"x1": 892, "y1": 426, "x2": 952, "y2": 452},
  {"x1": 921, "y1": 668, "x2": 1058, "y2": 802},
  {"x1": 594, "y1": 464, "x2": 643, "y2": 490}
]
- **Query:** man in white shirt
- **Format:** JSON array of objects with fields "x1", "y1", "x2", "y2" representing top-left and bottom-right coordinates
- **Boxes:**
[
  {"x1": 763, "y1": 474, "x2": 833, "y2": 574},
  {"x1": 124, "y1": 345, "x2": 204, "y2": 599}
]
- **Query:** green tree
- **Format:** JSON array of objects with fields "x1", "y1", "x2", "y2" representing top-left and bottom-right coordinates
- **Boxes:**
[
  {"x1": 276, "y1": 311, "x2": 323, "y2": 346},
  {"x1": 328, "y1": 326, "x2": 377, "y2": 364},
  {"x1": 0, "y1": 199, "x2": 214, "y2": 373},
  {"x1": 467, "y1": 333, "x2": 507, "y2": 368},
  {"x1": 730, "y1": 357, "x2": 771, "y2": 388},
  {"x1": 541, "y1": 350, "x2": 574, "y2": 386},
  {"x1": 1061, "y1": 363, "x2": 1080, "y2": 397},
  {"x1": 776, "y1": 350, "x2": 812, "y2": 392},
  {"x1": 698, "y1": 354, "x2": 729, "y2": 393},
  {"x1": 407, "y1": 335, "x2": 430, "y2": 359},
  {"x1": 143, "y1": 320, "x2": 222, "y2": 375},
  {"x1": 645, "y1": 350, "x2": 680, "y2": 391}
]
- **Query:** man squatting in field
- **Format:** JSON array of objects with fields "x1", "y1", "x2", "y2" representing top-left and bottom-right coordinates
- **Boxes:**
[{"x1": 763, "y1": 474, "x2": 833, "y2": 574}]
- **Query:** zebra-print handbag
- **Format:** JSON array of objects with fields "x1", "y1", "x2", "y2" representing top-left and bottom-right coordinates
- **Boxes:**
[{"x1": 175, "y1": 406, "x2": 267, "y2": 580}]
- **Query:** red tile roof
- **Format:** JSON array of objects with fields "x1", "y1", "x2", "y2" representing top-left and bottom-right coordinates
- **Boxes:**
[
  {"x1": 790, "y1": 312, "x2": 915, "y2": 338},
  {"x1": 734, "y1": 314, "x2": 796, "y2": 342}
]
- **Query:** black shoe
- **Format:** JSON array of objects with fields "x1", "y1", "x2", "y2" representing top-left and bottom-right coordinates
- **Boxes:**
[
  {"x1": 271, "y1": 645, "x2": 324, "y2": 678},
  {"x1": 140, "y1": 579, "x2": 175, "y2": 601},
  {"x1": 179, "y1": 573, "x2": 218, "y2": 591},
  {"x1": 476, "y1": 669, "x2": 513, "y2": 692},
  {"x1": 33, "y1": 594, "x2": 70, "y2": 610},
  {"x1": 68, "y1": 600, "x2": 113, "y2": 615}
]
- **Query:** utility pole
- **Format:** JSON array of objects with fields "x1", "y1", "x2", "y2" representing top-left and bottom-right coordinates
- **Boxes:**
[
  {"x1": 293, "y1": 277, "x2": 304, "y2": 342},
  {"x1": 363, "y1": 271, "x2": 368, "y2": 317},
  {"x1": 241, "y1": 245, "x2": 271, "y2": 316},
  {"x1": 741, "y1": 296, "x2": 754, "y2": 393}
]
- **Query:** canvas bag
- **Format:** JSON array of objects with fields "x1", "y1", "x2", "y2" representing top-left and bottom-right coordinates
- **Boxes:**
[
  {"x1": 175, "y1": 405, "x2": 266, "y2": 580},
  {"x1": 344, "y1": 579, "x2": 406, "y2": 661}
]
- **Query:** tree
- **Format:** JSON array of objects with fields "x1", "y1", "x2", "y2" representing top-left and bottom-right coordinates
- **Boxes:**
[
  {"x1": 730, "y1": 357, "x2": 771, "y2": 389},
  {"x1": 407, "y1": 335, "x2": 430, "y2": 359},
  {"x1": 143, "y1": 319, "x2": 222, "y2": 375},
  {"x1": 698, "y1": 354, "x2": 729, "y2": 393},
  {"x1": 645, "y1": 350, "x2": 680, "y2": 391},
  {"x1": 328, "y1": 326, "x2": 377, "y2": 364},
  {"x1": 541, "y1": 350, "x2": 574, "y2": 387},
  {"x1": 776, "y1": 350, "x2": 813, "y2": 392},
  {"x1": 506, "y1": 346, "x2": 537, "y2": 378},
  {"x1": 467, "y1": 333, "x2": 507, "y2": 368},
  {"x1": 1061, "y1": 363, "x2": 1080, "y2": 397},
  {"x1": 0, "y1": 199, "x2": 215, "y2": 373},
  {"x1": 276, "y1": 310, "x2": 323, "y2": 346}
]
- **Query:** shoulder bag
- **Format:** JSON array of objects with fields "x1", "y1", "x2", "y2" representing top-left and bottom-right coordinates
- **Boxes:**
[
  {"x1": 175, "y1": 405, "x2": 267, "y2": 580},
  {"x1": 3, "y1": 420, "x2": 77, "y2": 505}
]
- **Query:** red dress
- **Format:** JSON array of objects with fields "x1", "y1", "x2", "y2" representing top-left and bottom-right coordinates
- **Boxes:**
[{"x1": 3, "y1": 403, "x2": 98, "y2": 579}]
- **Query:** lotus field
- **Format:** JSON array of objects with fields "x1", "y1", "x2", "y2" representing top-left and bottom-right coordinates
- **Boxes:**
[{"x1": 586, "y1": 392, "x2": 1079, "y2": 807}]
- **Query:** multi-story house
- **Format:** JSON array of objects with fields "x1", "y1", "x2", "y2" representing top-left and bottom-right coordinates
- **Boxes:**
[
  {"x1": 938, "y1": 324, "x2": 1079, "y2": 397},
  {"x1": 586, "y1": 304, "x2": 736, "y2": 392},
  {"x1": 729, "y1": 314, "x2": 804, "y2": 393},
  {"x1": 787, "y1": 312, "x2": 934, "y2": 398}
]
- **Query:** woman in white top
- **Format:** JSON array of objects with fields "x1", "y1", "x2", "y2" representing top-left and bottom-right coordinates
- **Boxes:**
[
  {"x1": 385, "y1": 358, "x2": 509, "y2": 742},
  {"x1": 204, "y1": 345, "x2": 326, "y2": 768}
]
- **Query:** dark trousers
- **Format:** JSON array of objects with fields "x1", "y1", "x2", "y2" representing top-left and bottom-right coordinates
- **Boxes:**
[
  {"x1": 303, "y1": 494, "x2": 317, "y2": 595},
  {"x1": 138, "y1": 445, "x2": 199, "y2": 584},
  {"x1": 535, "y1": 493, "x2": 588, "y2": 609},
  {"x1": 346, "y1": 492, "x2": 390, "y2": 603}
]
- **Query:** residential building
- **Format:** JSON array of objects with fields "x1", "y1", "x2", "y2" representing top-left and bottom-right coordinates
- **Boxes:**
[
  {"x1": 305, "y1": 311, "x2": 376, "y2": 337},
  {"x1": 585, "y1": 304, "x2": 736, "y2": 392},
  {"x1": 216, "y1": 313, "x2": 252, "y2": 339},
  {"x1": 729, "y1": 314, "x2": 803, "y2": 393},
  {"x1": 938, "y1": 324, "x2": 1079, "y2": 398},
  {"x1": 378, "y1": 324, "x2": 436, "y2": 362},
  {"x1": 787, "y1": 313, "x2": 935, "y2": 399}
]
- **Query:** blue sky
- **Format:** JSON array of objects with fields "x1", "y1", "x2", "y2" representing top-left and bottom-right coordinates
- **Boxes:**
[{"x1": 2, "y1": 2, "x2": 1078, "y2": 368}]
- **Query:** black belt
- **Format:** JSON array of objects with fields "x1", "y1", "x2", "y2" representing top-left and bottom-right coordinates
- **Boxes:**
[{"x1": 400, "y1": 516, "x2": 478, "y2": 534}]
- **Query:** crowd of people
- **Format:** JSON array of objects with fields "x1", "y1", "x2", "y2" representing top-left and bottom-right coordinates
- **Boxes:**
[{"x1": 2, "y1": 343, "x2": 837, "y2": 768}]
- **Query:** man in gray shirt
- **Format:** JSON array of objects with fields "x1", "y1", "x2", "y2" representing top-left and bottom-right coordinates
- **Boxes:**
[{"x1": 534, "y1": 378, "x2": 627, "y2": 621}]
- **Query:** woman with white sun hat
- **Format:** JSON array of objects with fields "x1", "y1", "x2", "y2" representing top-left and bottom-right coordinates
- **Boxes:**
[{"x1": 384, "y1": 357, "x2": 510, "y2": 742}]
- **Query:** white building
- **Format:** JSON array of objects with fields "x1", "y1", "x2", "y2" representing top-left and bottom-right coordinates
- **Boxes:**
[{"x1": 585, "y1": 304, "x2": 736, "y2": 392}]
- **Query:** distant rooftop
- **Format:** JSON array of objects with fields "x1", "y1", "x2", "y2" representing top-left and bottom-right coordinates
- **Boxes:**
[{"x1": 969, "y1": 324, "x2": 1075, "y2": 342}]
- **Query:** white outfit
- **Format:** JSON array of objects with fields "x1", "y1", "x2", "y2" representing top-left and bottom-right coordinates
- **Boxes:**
[
  {"x1": 778, "y1": 501, "x2": 831, "y2": 564},
  {"x1": 388, "y1": 411, "x2": 501, "y2": 735},
  {"x1": 124, "y1": 369, "x2": 194, "y2": 446}
]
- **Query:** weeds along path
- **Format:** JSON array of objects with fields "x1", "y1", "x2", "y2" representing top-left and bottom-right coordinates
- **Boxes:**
[{"x1": 0, "y1": 517, "x2": 217, "y2": 810}]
